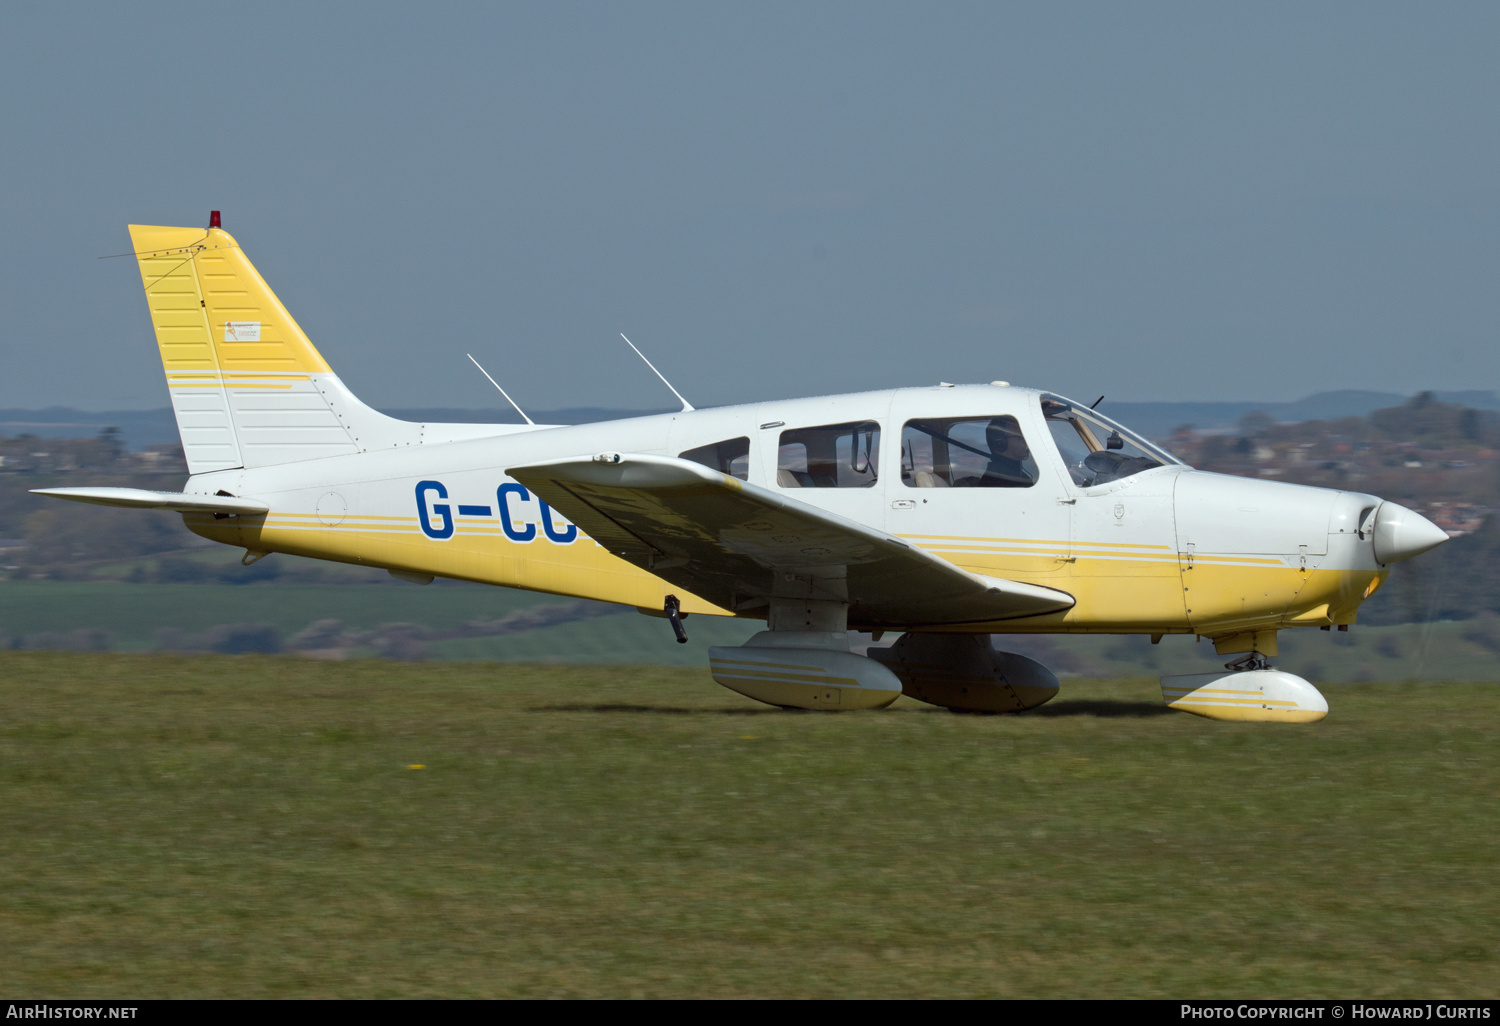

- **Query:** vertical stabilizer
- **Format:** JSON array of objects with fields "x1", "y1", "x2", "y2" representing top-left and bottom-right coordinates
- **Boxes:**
[{"x1": 128, "y1": 222, "x2": 516, "y2": 474}]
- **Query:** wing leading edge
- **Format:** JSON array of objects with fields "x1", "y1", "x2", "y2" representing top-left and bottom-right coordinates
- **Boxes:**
[{"x1": 506, "y1": 454, "x2": 1074, "y2": 629}]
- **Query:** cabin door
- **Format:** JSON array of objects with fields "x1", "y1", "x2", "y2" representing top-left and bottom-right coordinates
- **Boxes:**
[
  {"x1": 884, "y1": 394, "x2": 1072, "y2": 578},
  {"x1": 755, "y1": 396, "x2": 895, "y2": 535}
]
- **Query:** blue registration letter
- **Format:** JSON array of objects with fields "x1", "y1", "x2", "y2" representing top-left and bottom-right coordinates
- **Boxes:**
[
  {"x1": 416, "y1": 480, "x2": 454, "y2": 539},
  {"x1": 540, "y1": 500, "x2": 578, "y2": 544},
  {"x1": 497, "y1": 483, "x2": 537, "y2": 542}
]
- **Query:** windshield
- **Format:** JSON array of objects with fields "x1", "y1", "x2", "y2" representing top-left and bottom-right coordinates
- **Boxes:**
[{"x1": 1041, "y1": 395, "x2": 1179, "y2": 487}]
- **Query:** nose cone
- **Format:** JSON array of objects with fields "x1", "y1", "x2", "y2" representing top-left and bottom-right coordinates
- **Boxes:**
[{"x1": 1372, "y1": 502, "x2": 1450, "y2": 564}]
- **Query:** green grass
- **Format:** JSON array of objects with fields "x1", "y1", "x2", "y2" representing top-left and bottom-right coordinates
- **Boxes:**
[
  {"x1": 0, "y1": 580, "x2": 569, "y2": 641},
  {"x1": 0, "y1": 580, "x2": 760, "y2": 663},
  {"x1": 1042, "y1": 619, "x2": 1500, "y2": 683},
  {"x1": 428, "y1": 608, "x2": 761, "y2": 665},
  {"x1": 1, "y1": 652, "x2": 1495, "y2": 997},
  {"x1": 5, "y1": 581, "x2": 1500, "y2": 678}
]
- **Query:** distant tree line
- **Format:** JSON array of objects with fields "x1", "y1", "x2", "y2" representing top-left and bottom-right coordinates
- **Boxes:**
[{"x1": 5, "y1": 405, "x2": 1500, "y2": 629}]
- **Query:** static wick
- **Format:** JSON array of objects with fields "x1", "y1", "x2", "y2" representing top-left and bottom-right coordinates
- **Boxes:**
[
  {"x1": 620, "y1": 333, "x2": 694, "y2": 413},
  {"x1": 466, "y1": 354, "x2": 534, "y2": 425}
]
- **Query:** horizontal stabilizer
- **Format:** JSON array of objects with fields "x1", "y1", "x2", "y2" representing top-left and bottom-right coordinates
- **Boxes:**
[
  {"x1": 506, "y1": 453, "x2": 1075, "y2": 628},
  {"x1": 30, "y1": 487, "x2": 269, "y2": 515}
]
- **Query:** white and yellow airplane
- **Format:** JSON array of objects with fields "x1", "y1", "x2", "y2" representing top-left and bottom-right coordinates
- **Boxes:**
[{"x1": 35, "y1": 218, "x2": 1451, "y2": 722}]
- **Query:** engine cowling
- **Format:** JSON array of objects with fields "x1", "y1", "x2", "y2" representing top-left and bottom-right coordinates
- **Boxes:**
[{"x1": 869, "y1": 633, "x2": 1060, "y2": 713}]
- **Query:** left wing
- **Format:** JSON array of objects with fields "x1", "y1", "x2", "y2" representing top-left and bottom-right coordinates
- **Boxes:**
[{"x1": 507, "y1": 454, "x2": 1074, "y2": 628}]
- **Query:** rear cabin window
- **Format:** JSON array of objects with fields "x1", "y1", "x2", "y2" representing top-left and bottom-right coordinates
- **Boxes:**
[
  {"x1": 679, "y1": 436, "x2": 750, "y2": 480},
  {"x1": 901, "y1": 415, "x2": 1038, "y2": 488},
  {"x1": 777, "y1": 421, "x2": 880, "y2": 488}
]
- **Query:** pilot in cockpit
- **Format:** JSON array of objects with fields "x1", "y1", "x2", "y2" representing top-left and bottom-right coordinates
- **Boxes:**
[{"x1": 968, "y1": 418, "x2": 1035, "y2": 487}]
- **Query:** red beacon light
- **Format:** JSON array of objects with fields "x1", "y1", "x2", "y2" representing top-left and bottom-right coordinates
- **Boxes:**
[{"x1": 209, "y1": 210, "x2": 221, "y2": 229}]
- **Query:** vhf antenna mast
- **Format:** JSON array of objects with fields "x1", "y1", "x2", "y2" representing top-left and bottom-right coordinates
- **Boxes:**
[
  {"x1": 620, "y1": 333, "x2": 694, "y2": 412},
  {"x1": 466, "y1": 353, "x2": 534, "y2": 425}
]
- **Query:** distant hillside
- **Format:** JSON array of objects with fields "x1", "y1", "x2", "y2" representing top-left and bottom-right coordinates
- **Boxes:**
[
  {"x1": 5, "y1": 391, "x2": 1499, "y2": 450},
  {"x1": 6, "y1": 390, "x2": 1499, "y2": 629},
  {"x1": 1104, "y1": 390, "x2": 1500, "y2": 438},
  {"x1": 384, "y1": 406, "x2": 674, "y2": 427},
  {"x1": 0, "y1": 405, "x2": 673, "y2": 451}
]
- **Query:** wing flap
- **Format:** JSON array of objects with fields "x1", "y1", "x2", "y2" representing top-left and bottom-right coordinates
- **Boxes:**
[{"x1": 507, "y1": 454, "x2": 1073, "y2": 627}]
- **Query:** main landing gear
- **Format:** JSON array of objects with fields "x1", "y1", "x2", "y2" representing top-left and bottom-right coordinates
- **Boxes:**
[
  {"x1": 693, "y1": 599, "x2": 1327, "y2": 722},
  {"x1": 702, "y1": 597, "x2": 1060, "y2": 713}
]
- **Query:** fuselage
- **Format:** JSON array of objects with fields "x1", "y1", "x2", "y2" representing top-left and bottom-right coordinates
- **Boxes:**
[{"x1": 177, "y1": 383, "x2": 1396, "y2": 646}]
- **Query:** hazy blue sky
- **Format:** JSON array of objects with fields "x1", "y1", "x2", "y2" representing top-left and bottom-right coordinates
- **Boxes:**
[{"x1": 2, "y1": 3, "x2": 1498, "y2": 413}]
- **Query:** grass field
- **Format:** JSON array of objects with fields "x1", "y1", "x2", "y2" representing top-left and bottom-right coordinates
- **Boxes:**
[
  {"x1": 1, "y1": 652, "x2": 1495, "y2": 997},
  {"x1": 4, "y1": 580, "x2": 1500, "y2": 679},
  {"x1": 0, "y1": 580, "x2": 569, "y2": 640},
  {"x1": 0, "y1": 581, "x2": 763, "y2": 665}
]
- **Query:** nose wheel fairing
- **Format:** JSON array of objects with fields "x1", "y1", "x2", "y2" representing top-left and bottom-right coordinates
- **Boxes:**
[{"x1": 1160, "y1": 668, "x2": 1328, "y2": 723}]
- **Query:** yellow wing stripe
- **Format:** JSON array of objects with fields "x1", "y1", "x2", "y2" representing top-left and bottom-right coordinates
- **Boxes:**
[
  {"x1": 905, "y1": 534, "x2": 1288, "y2": 567},
  {"x1": 708, "y1": 666, "x2": 864, "y2": 688},
  {"x1": 709, "y1": 657, "x2": 827, "y2": 672},
  {"x1": 901, "y1": 533, "x2": 1172, "y2": 550},
  {"x1": 1166, "y1": 697, "x2": 1302, "y2": 708},
  {"x1": 165, "y1": 372, "x2": 313, "y2": 380},
  {"x1": 169, "y1": 383, "x2": 294, "y2": 390}
]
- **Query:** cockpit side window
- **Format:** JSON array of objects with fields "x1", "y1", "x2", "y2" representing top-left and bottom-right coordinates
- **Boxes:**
[
  {"x1": 901, "y1": 416, "x2": 1038, "y2": 488},
  {"x1": 777, "y1": 421, "x2": 880, "y2": 488},
  {"x1": 1041, "y1": 396, "x2": 1171, "y2": 487},
  {"x1": 679, "y1": 436, "x2": 750, "y2": 480}
]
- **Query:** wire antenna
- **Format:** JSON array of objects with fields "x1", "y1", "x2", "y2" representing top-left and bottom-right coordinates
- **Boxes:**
[
  {"x1": 620, "y1": 333, "x2": 694, "y2": 412},
  {"x1": 466, "y1": 354, "x2": 534, "y2": 425}
]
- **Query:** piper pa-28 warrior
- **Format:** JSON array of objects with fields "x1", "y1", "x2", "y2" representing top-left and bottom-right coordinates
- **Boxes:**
[{"x1": 36, "y1": 217, "x2": 1452, "y2": 722}]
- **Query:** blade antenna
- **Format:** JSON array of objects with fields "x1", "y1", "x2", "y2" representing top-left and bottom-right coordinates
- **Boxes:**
[
  {"x1": 466, "y1": 354, "x2": 534, "y2": 425},
  {"x1": 620, "y1": 333, "x2": 694, "y2": 412}
]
